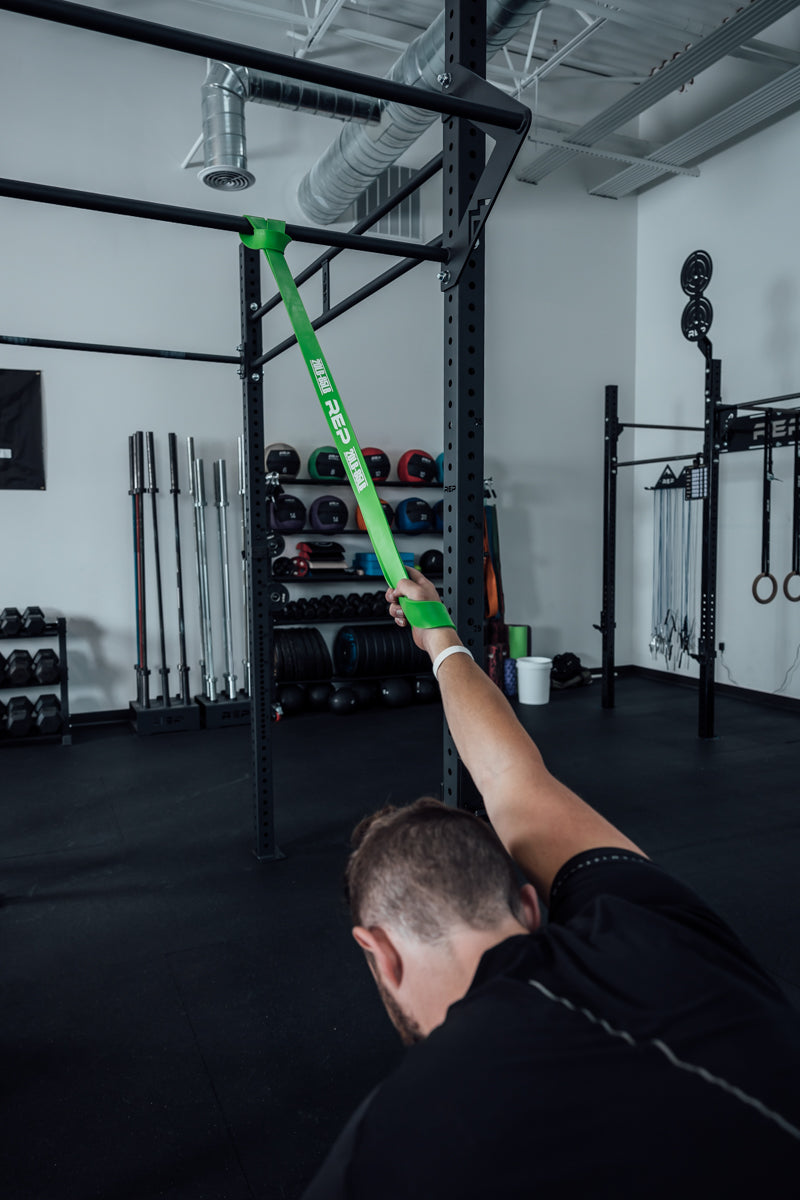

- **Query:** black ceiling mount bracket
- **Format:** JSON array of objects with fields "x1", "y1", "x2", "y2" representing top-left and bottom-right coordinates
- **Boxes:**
[{"x1": 439, "y1": 68, "x2": 531, "y2": 291}]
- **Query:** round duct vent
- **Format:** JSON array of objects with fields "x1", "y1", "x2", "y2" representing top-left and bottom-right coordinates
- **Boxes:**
[{"x1": 198, "y1": 166, "x2": 255, "y2": 190}]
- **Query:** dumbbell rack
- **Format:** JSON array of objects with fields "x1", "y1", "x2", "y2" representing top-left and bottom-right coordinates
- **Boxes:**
[{"x1": 0, "y1": 617, "x2": 71, "y2": 748}]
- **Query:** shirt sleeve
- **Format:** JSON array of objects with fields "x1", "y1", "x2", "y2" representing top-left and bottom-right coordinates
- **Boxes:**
[
  {"x1": 300, "y1": 1088, "x2": 378, "y2": 1200},
  {"x1": 546, "y1": 847, "x2": 782, "y2": 993}
]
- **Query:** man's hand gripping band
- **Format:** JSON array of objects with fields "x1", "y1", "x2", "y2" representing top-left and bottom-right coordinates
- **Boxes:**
[{"x1": 241, "y1": 216, "x2": 454, "y2": 632}]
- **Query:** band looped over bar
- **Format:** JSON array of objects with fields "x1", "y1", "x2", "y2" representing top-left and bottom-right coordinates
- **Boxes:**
[{"x1": 241, "y1": 215, "x2": 454, "y2": 631}]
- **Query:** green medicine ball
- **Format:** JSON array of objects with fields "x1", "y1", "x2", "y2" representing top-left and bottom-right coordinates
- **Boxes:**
[{"x1": 308, "y1": 446, "x2": 346, "y2": 482}]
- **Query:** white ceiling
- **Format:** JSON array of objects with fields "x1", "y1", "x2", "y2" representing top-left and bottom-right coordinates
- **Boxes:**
[{"x1": 67, "y1": 2, "x2": 800, "y2": 199}]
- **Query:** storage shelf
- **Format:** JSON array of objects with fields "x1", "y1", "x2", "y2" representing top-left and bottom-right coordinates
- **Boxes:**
[{"x1": 0, "y1": 616, "x2": 71, "y2": 747}]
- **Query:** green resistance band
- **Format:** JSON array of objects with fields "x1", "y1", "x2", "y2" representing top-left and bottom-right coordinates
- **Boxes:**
[{"x1": 241, "y1": 216, "x2": 454, "y2": 632}]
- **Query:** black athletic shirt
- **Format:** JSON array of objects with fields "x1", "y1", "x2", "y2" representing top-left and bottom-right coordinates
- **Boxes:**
[{"x1": 302, "y1": 849, "x2": 800, "y2": 1199}]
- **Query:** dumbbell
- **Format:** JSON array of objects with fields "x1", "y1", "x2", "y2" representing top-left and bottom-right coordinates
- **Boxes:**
[
  {"x1": 344, "y1": 594, "x2": 362, "y2": 618},
  {"x1": 0, "y1": 698, "x2": 6, "y2": 735},
  {"x1": 0, "y1": 607, "x2": 22, "y2": 636},
  {"x1": 33, "y1": 648, "x2": 60, "y2": 685},
  {"x1": 34, "y1": 694, "x2": 63, "y2": 736},
  {"x1": 6, "y1": 695, "x2": 34, "y2": 737},
  {"x1": 316, "y1": 595, "x2": 333, "y2": 618},
  {"x1": 329, "y1": 595, "x2": 347, "y2": 617},
  {"x1": 22, "y1": 606, "x2": 47, "y2": 635},
  {"x1": 0, "y1": 650, "x2": 6, "y2": 687},
  {"x1": 5, "y1": 649, "x2": 34, "y2": 687}
]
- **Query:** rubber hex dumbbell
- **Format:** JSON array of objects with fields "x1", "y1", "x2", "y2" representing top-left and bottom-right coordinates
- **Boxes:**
[
  {"x1": 0, "y1": 607, "x2": 22, "y2": 636},
  {"x1": 33, "y1": 648, "x2": 60, "y2": 685},
  {"x1": 6, "y1": 695, "x2": 34, "y2": 737},
  {"x1": 33, "y1": 694, "x2": 63, "y2": 736},
  {"x1": 22, "y1": 606, "x2": 46, "y2": 635},
  {"x1": 5, "y1": 649, "x2": 34, "y2": 687},
  {"x1": 0, "y1": 698, "x2": 6, "y2": 735},
  {"x1": 0, "y1": 650, "x2": 6, "y2": 687}
]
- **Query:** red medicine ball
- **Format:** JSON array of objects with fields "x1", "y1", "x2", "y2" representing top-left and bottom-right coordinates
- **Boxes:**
[
  {"x1": 398, "y1": 449, "x2": 437, "y2": 484},
  {"x1": 361, "y1": 447, "x2": 391, "y2": 482}
]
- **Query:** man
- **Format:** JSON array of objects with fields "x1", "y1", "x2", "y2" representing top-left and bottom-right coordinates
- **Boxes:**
[{"x1": 303, "y1": 569, "x2": 800, "y2": 1198}]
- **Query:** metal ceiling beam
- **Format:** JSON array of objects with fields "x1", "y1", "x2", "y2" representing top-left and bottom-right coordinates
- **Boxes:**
[
  {"x1": 590, "y1": 61, "x2": 800, "y2": 198},
  {"x1": 518, "y1": 0, "x2": 800, "y2": 184},
  {"x1": 514, "y1": 15, "x2": 607, "y2": 93},
  {"x1": 525, "y1": 129, "x2": 700, "y2": 176}
]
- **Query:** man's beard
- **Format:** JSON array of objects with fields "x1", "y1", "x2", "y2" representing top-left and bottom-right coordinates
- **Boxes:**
[{"x1": 375, "y1": 973, "x2": 425, "y2": 1047}]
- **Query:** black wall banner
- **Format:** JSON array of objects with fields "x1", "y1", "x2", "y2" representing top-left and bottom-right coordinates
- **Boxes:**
[{"x1": 0, "y1": 369, "x2": 45, "y2": 490}]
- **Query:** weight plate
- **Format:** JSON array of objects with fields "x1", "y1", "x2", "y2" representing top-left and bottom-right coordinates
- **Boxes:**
[
  {"x1": 681, "y1": 295, "x2": 713, "y2": 342},
  {"x1": 314, "y1": 627, "x2": 333, "y2": 678},
  {"x1": 266, "y1": 531, "x2": 286, "y2": 558},
  {"x1": 269, "y1": 582, "x2": 290, "y2": 611},
  {"x1": 291, "y1": 556, "x2": 310, "y2": 578},
  {"x1": 680, "y1": 249, "x2": 712, "y2": 297}
]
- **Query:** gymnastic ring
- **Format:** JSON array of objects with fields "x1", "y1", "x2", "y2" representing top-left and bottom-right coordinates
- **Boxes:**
[
  {"x1": 752, "y1": 573, "x2": 778, "y2": 604},
  {"x1": 783, "y1": 571, "x2": 800, "y2": 602}
]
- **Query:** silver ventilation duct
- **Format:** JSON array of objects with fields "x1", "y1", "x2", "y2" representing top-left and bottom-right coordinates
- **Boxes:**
[
  {"x1": 199, "y1": 60, "x2": 381, "y2": 192},
  {"x1": 297, "y1": 0, "x2": 547, "y2": 225}
]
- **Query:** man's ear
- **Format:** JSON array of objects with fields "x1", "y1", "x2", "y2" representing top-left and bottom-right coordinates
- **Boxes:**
[
  {"x1": 352, "y1": 925, "x2": 404, "y2": 988},
  {"x1": 518, "y1": 883, "x2": 541, "y2": 932}
]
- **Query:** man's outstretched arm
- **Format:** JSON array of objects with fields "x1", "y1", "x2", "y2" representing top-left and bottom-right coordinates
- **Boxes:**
[{"x1": 387, "y1": 570, "x2": 646, "y2": 903}]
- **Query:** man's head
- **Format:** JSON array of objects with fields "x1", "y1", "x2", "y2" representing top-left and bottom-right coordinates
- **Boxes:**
[{"x1": 344, "y1": 798, "x2": 540, "y2": 1044}]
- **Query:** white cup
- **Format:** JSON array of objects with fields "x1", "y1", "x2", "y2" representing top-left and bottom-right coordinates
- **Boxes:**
[{"x1": 516, "y1": 656, "x2": 552, "y2": 705}]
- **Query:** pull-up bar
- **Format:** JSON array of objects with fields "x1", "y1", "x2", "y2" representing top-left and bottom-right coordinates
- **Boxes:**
[
  {"x1": 0, "y1": 177, "x2": 445, "y2": 262},
  {"x1": 1, "y1": 0, "x2": 527, "y2": 132},
  {"x1": 0, "y1": 333, "x2": 239, "y2": 364},
  {"x1": 618, "y1": 452, "x2": 701, "y2": 468}
]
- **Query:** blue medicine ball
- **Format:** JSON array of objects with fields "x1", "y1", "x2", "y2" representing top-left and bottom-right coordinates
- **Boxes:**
[{"x1": 395, "y1": 497, "x2": 434, "y2": 534}]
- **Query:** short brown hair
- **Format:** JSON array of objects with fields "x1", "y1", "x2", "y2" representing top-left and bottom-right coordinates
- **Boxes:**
[{"x1": 344, "y1": 797, "x2": 523, "y2": 943}]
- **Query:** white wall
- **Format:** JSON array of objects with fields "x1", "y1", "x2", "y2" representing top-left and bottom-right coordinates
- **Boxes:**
[
  {"x1": 484, "y1": 164, "x2": 636, "y2": 666},
  {"x1": 0, "y1": 10, "x2": 637, "y2": 712},
  {"x1": 635, "y1": 106, "x2": 800, "y2": 699}
]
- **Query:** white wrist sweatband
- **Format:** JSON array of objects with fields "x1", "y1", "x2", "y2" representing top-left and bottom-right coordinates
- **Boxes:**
[{"x1": 432, "y1": 645, "x2": 473, "y2": 680}]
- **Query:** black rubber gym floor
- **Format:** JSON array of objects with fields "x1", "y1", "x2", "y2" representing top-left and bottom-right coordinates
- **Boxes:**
[{"x1": 2, "y1": 676, "x2": 799, "y2": 1199}]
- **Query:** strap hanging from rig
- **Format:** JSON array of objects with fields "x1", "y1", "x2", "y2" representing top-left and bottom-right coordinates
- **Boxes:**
[{"x1": 241, "y1": 216, "x2": 454, "y2": 631}]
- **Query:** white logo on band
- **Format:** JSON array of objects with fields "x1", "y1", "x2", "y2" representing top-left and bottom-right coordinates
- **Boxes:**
[
  {"x1": 344, "y1": 447, "x2": 368, "y2": 493},
  {"x1": 311, "y1": 358, "x2": 352, "y2": 447}
]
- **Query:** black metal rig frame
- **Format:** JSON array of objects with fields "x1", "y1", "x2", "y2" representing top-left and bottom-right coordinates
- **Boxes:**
[
  {"x1": 599, "y1": 370, "x2": 800, "y2": 739},
  {"x1": 1, "y1": 0, "x2": 531, "y2": 855}
]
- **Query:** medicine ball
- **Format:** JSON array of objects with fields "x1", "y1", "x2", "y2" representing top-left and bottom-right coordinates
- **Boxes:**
[
  {"x1": 308, "y1": 446, "x2": 345, "y2": 482},
  {"x1": 270, "y1": 494, "x2": 307, "y2": 532},
  {"x1": 265, "y1": 442, "x2": 300, "y2": 480},
  {"x1": 380, "y1": 677, "x2": 414, "y2": 707},
  {"x1": 329, "y1": 686, "x2": 358, "y2": 715},
  {"x1": 435, "y1": 452, "x2": 444, "y2": 483},
  {"x1": 309, "y1": 494, "x2": 349, "y2": 533},
  {"x1": 398, "y1": 448, "x2": 437, "y2": 485},
  {"x1": 351, "y1": 680, "x2": 380, "y2": 708},
  {"x1": 433, "y1": 499, "x2": 444, "y2": 532},
  {"x1": 419, "y1": 549, "x2": 443, "y2": 576},
  {"x1": 414, "y1": 676, "x2": 439, "y2": 704},
  {"x1": 307, "y1": 681, "x2": 334, "y2": 711},
  {"x1": 357, "y1": 498, "x2": 394, "y2": 531},
  {"x1": 395, "y1": 497, "x2": 434, "y2": 534},
  {"x1": 277, "y1": 683, "x2": 307, "y2": 715},
  {"x1": 361, "y1": 447, "x2": 390, "y2": 482}
]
